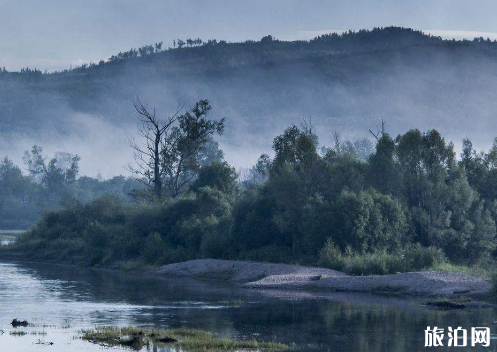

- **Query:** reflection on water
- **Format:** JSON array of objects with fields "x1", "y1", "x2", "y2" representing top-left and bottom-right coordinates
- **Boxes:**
[{"x1": 0, "y1": 261, "x2": 496, "y2": 352}]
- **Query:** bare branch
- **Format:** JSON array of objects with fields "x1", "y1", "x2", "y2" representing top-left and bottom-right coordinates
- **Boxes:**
[{"x1": 369, "y1": 119, "x2": 386, "y2": 142}]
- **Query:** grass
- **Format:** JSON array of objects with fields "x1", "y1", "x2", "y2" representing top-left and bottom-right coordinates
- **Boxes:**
[
  {"x1": 423, "y1": 296, "x2": 472, "y2": 304},
  {"x1": 318, "y1": 239, "x2": 497, "y2": 279},
  {"x1": 422, "y1": 297, "x2": 473, "y2": 309},
  {"x1": 81, "y1": 326, "x2": 289, "y2": 351},
  {"x1": 319, "y1": 240, "x2": 446, "y2": 275},
  {"x1": 429, "y1": 262, "x2": 492, "y2": 278}
]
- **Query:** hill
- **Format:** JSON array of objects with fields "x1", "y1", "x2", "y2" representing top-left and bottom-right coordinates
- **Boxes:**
[{"x1": 2, "y1": 26, "x2": 497, "y2": 174}]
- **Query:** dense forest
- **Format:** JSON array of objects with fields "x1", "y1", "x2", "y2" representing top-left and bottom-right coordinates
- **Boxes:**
[
  {"x1": 3, "y1": 27, "x2": 497, "y2": 176},
  {"x1": 9, "y1": 99, "x2": 497, "y2": 274},
  {"x1": 6, "y1": 27, "x2": 497, "y2": 274}
]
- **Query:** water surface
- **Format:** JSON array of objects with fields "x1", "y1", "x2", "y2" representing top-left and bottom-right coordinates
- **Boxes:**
[{"x1": 0, "y1": 261, "x2": 496, "y2": 352}]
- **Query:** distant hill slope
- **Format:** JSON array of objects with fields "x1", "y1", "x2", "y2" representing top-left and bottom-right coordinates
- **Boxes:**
[{"x1": 2, "y1": 27, "x2": 497, "y2": 174}]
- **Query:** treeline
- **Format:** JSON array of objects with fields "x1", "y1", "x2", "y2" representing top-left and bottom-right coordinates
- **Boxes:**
[
  {"x1": 13, "y1": 121, "x2": 497, "y2": 272},
  {"x1": 0, "y1": 146, "x2": 138, "y2": 229},
  {"x1": 5, "y1": 26, "x2": 497, "y2": 78}
]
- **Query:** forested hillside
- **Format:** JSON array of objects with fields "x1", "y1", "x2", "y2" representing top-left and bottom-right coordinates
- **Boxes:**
[{"x1": 3, "y1": 27, "x2": 497, "y2": 175}]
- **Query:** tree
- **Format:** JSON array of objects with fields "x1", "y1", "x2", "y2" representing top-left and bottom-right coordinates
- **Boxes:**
[
  {"x1": 129, "y1": 97, "x2": 183, "y2": 198},
  {"x1": 333, "y1": 189, "x2": 409, "y2": 252},
  {"x1": 271, "y1": 125, "x2": 319, "y2": 175},
  {"x1": 162, "y1": 100, "x2": 225, "y2": 197},
  {"x1": 22, "y1": 145, "x2": 81, "y2": 210},
  {"x1": 130, "y1": 98, "x2": 224, "y2": 199},
  {"x1": 249, "y1": 126, "x2": 325, "y2": 258},
  {"x1": 22, "y1": 146, "x2": 80, "y2": 188},
  {"x1": 54, "y1": 152, "x2": 80, "y2": 183},
  {"x1": 23, "y1": 145, "x2": 46, "y2": 182},
  {"x1": 0, "y1": 157, "x2": 37, "y2": 228},
  {"x1": 367, "y1": 134, "x2": 401, "y2": 196},
  {"x1": 192, "y1": 162, "x2": 239, "y2": 195}
]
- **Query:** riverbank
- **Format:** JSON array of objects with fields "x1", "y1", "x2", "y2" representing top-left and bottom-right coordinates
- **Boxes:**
[
  {"x1": 1, "y1": 253, "x2": 492, "y2": 298},
  {"x1": 156, "y1": 259, "x2": 492, "y2": 297}
]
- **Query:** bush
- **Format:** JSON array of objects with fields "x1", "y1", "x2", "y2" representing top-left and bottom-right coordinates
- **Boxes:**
[
  {"x1": 402, "y1": 244, "x2": 446, "y2": 269},
  {"x1": 200, "y1": 218, "x2": 234, "y2": 259},
  {"x1": 343, "y1": 251, "x2": 405, "y2": 275},
  {"x1": 141, "y1": 233, "x2": 166, "y2": 264},
  {"x1": 318, "y1": 239, "x2": 344, "y2": 270},
  {"x1": 319, "y1": 239, "x2": 446, "y2": 275}
]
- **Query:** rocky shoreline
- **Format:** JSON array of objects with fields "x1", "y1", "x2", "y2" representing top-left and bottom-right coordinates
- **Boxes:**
[{"x1": 156, "y1": 259, "x2": 492, "y2": 297}]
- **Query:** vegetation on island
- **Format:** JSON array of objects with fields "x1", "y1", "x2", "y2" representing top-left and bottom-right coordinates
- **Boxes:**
[
  {"x1": 4, "y1": 94, "x2": 497, "y2": 277},
  {"x1": 3, "y1": 28, "x2": 497, "y2": 275},
  {"x1": 81, "y1": 326, "x2": 288, "y2": 351}
]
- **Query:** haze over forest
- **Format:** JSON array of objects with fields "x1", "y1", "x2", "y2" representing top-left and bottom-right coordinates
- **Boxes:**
[{"x1": 2, "y1": 27, "x2": 497, "y2": 176}]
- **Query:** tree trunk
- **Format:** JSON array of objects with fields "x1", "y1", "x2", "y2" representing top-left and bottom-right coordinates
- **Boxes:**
[{"x1": 154, "y1": 132, "x2": 162, "y2": 198}]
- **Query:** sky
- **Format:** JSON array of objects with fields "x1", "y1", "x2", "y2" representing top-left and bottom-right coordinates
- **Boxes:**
[{"x1": 2, "y1": 0, "x2": 497, "y2": 71}]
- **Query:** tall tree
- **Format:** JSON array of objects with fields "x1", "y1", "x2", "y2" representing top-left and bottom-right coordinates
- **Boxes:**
[
  {"x1": 162, "y1": 100, "x2": 224, "y2": 197},
  {"x1": 129, "y1": 97, "x2": 183, "y2": 198},
  {"x1": 130, "y1": 98, "x2": 224, "y2": 199}
]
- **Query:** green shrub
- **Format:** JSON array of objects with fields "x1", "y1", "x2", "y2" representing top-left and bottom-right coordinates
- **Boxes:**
[
  {"x1": 318, "y1": 239, "x2": 344, "y2": 270},
  {"x1": 200, "y1": 218, "x2": 234, "y2": 259},
  {"x1": 402, "y1": 244, "x2": 446, "y2": 269},
  {"x1": 141, "y1": 233, "x2": 166, "y2": 264},
  {"x1": 319, "y1": 239, "x2": 447, "y2": 275},
  {"x1": 343, "y1": 251, "x2": 404, "y2": 275}
]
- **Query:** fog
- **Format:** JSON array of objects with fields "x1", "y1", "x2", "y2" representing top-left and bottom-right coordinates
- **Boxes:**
[
  {"x1": 2, "y1": 34, "x2": 497, "y2": 176},
  {"x1": 2, "y1": 1, "x2": 497, "y2": 176}
]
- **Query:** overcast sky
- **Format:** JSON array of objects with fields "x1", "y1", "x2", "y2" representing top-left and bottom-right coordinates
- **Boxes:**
[{"x1": 2, "y1": 0, "x2": 497, "y2": 71}]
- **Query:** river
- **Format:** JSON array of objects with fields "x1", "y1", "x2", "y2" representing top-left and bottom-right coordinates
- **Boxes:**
[{"x1": 0, "y1": 261, "x2": 496, "y2": 352}]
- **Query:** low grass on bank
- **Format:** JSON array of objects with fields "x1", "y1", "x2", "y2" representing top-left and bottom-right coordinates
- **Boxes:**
[
  {"x1": 318, "y1": 239, "x2": 497, "y2": 279},
  {"x1": 429, "y1": 262, "x2": 493, "y2": 279},
  {"x1": 81, "y1": 326, "x2": 289, "y2": 351},
  {"x1": 318, "y1": 240, "x2": 448, "y2": 275}
]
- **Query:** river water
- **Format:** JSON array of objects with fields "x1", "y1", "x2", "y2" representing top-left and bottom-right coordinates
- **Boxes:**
[{"x1": 0, "y1": 261, "x2": 496, "y2": 352}]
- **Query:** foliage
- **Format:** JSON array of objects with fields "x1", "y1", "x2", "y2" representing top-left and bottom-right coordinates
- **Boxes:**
[
  {"x1": 10, "y1": 124, "x2": 497, "y2": 273},
  {"x1": 0, "y1": 151, "x2": 140, "y2": 229},
  {"x1": 130, "y1": 98, "x2": 225, "y2": 198},
  {"x1": 319, "y1": 240, "x2": 446, "y2": 275},
  {"x1": 81, "y1": 326, "x2": 288, "y2": 351}
]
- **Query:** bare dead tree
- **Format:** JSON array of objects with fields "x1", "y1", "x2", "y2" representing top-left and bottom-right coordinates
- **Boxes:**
[
  {"x1": 129, "y1": 98, "x2": 224, "y2": 199},
  {"x1": 369, "y1": 119, "x2": 386, "y2": 141},
  {"x1": 301, "y1": 116, "x2": 314, "y2": 135},
  {"x1": 332, "y1": 130, "x2": 341, "y2": 155},
  {"x1": 128, "y1": 97, "x2": 183, "y2": 198}
]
